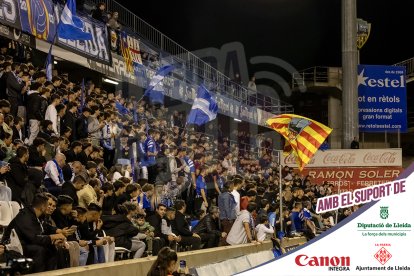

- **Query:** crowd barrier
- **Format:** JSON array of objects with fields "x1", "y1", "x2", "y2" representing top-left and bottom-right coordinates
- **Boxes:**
[{"x1": 31, "y1": 241, "x2": 273, "y2": 276}]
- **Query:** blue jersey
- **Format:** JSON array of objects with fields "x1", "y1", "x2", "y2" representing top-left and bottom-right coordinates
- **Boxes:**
[
  {"x1": 290, "y1": 211, "x2": 303, "y2": 232},
  {"x1": 196, "y1": 175, "x2": 207, "y2": 196},
  {"x1": 139, "y1": 193, "x2": 152, "y2": 211},
  {"x1": 138, "y1": 141, "x2": 148, "y2": 166},
  {"x1": 184, "y1": 156, "x2": 195, "y2": 173},
  {"x1": 144, "y1": 136, "x2": 156, "y2": 166}
]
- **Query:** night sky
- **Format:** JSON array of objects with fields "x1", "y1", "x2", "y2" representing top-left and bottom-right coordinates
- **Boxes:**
[
  {"x1": 127, "y1": 0, "x2": 413, "y2": 68},
  {"x1": 124, "y1": 0, "x2": 414, "y2": 102}
]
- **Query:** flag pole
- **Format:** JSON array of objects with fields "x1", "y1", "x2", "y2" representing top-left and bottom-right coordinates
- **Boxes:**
[{"x1": 279, "y1": 163, "x2": 283, "y2": 234}]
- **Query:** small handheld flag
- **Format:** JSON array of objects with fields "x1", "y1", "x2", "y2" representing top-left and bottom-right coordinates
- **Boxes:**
[
  {"x1": 187, "y1": 84, "x2": 218, "y2": 126},
  {"x1": 143, "y1": 65, "x2": 175, "y2": 105}
]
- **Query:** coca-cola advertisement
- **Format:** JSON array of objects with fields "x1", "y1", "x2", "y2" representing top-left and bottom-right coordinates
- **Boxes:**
[{"x1": 282, "y1": 149, "x2": 402, "y2": 168}]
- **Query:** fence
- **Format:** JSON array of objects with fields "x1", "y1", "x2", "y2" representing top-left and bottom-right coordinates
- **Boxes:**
[{"x1": 87, "y1": 0, "x2": 293, "y2": 115}]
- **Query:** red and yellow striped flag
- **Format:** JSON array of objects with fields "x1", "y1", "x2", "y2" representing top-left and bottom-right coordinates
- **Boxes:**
[{"x1": 267, "y1": 114, "x2": 332, "y2": 171}]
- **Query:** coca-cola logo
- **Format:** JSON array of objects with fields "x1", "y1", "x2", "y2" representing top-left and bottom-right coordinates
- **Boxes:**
[
  {"x1": 363, "y1": 152, "x2": 397, "y2": 164},
  {"x1": 323, "y1": 153, "x2": 356, "y2": 165},
  {"x1": 284, "y1": 154, "x2": 297, "y2": 164}
]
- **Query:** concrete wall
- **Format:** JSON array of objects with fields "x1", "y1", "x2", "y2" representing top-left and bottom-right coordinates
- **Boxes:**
[{"x1": 32, "y1": 241, "x2": 273, "y2": 276}]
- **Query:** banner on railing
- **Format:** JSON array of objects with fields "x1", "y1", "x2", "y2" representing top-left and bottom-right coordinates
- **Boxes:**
[
  {"x1": 0, "y1": 0, "x2": 21, "y2": 29},
  {"x1": 0, "y1": 0, "x2": 112, "y2": 65},
  {"x1": 54, "y1": 5, "x2": 111, "y2": 65},
  {"x1": 19, "y1": 0, "x2": 57, "y2": 43},
  {"x1": 85, "y1": 52, "x2": 269, "y2": 126},
  {"x1": 0, "y1": 23, "x2": 33, "y2": 46},
  {"x1": 109, "y1": 29, "x2": 143, "y2": 74}
]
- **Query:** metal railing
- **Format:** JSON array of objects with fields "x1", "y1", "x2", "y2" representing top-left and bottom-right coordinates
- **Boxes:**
[
  {"x1": 87, "y1": 0, "x2": 293, "y2": 115},
  {"x1": 292, "y1": 66, "x2": 342, "y2": 90},
  {"x1": 394, "y1": 58, "x2": 414, "y2": 80}
]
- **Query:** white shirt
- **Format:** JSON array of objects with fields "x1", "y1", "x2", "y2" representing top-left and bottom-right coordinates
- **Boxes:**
[
  {"x1": 231, "y1": 189, "x2": 240, "y2": 213},
  {"x1": 45, "y1": 104, "x2": 58, "y2": 136},
  {"x1": 44, "y1": 160, "x2": 63, "y2": 186},
  {"x1": 255, "y1": 224, "x2": 274, "y2": 242},
  {"x1": 226, "y1": 210, "x2": 251, "y2": 245}
]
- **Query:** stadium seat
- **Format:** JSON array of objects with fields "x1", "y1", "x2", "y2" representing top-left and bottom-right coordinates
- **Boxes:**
[{"x1": 114, "y1": 247, "x2": 132, "y2": 260}]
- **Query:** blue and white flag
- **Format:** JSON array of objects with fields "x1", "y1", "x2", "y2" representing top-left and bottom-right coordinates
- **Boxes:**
[
  {"x1": 45, "y1": 46, "x2": 53, "y2": 81},
  {"x1": 58, "y1": 0, "x2": 93, "y2": 40},
  {"x1": 144, "y1": 65, "x2": 175, "y2": 105},
  {"x1": 187, "y1": 85, "x2": 218, "y2": 126}
]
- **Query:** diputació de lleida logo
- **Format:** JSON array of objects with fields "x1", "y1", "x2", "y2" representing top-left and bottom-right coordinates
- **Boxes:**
[{"x1": 380, "y1": 206, "x2": 389, "y2": 219}]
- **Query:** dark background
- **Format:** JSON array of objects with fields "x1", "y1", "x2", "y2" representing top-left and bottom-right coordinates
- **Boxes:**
[{"x1": 126, "y1": 0, "x2": 414, "y2": 70}]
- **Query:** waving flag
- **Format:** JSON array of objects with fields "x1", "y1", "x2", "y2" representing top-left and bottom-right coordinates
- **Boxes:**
[
  {"x1": 45, "y1": 46, "x2": 53, "y2": 81},
  {"x1": 267, "y1": 114, "x2": 332, "y2": 171},
  {"x1": 187, "y1": 85, "x2": 218, "y2": 126},
  {"x1": 144, "y1": 65, "x2": 175, "y2": 105},
  {"x1": 58, "y1": 0, "x2": 93, "y2": 40}
]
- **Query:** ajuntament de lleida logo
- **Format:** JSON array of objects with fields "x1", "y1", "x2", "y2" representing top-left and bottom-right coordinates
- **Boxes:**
[{"x1": 380, "y1": 206, "x2": 389, "y2": 219}]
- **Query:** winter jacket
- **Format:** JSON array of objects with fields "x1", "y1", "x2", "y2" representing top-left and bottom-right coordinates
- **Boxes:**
[
  {"x1": 102, "y1": 214, "x2": 139, "y2": 249},
  {"x1": 5, "y1": 156, "x2": 28, "y2": 202},
  {"x1": 26, "y1": 90, "x2": 43, "y2": 121}
]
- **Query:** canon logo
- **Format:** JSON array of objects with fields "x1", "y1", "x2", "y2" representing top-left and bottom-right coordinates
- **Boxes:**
[
  {"x1": 363, "y1": 152, "x2": 396, "y2": 164},
  {"x1": 295, "y1": 254, "x2": 351, "y2": 267},
  {"x1": 323, "y1": 153, "x2": 355, "y2": 165}
]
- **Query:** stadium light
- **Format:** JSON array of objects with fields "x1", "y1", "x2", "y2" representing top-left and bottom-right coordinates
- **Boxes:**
[
  {"x1": 103, "y1": 78, "x2": 119, "y2": 85},
  {"x1": 234, "y1": 118, "x2": 242, "y2": 122},
  {"x1": 53, "y1": 61, "x2": 58, "y2": 65}
]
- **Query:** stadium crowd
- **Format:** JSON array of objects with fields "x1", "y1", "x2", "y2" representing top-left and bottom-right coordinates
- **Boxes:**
[{"x1": 0, "y1": 16, "x2": 354, "y2": 274}]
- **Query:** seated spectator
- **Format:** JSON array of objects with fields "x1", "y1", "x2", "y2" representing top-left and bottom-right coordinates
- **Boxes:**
[
  {"x1": 102, "y1": 202, "x2": 146, "y2": 258},
  {"x1": 226, "y1": 202, "x2": 257, "y2": 245},
  {"x1": 147, "y1": 204, "x2": 174, "y2": 255},
  {"x1": 102, "y1": 181, "x2": 125, "y2": 215},
  {"x1": 37, "y1": 120, "x2": 54, "y2": 141},
  {"x1": 44, "y1": 153, "x2": 66, "y2": 196},
  {"x1": 140, "y1": 183, "x2": 154, "y2": 215},
  {"x1": 28, "y1": 137, "x2": 47, "y2": 167},
  {"x1": 75, "y1": 203, "x2": 114, "y2": 264},
  {"x1": 255, "y1": 214, "x2": 274, "y2": 242},
  {"x1": 116, "y1": 183, "x2": 140, "y2": 206},
  {"x1": 161, "y1": 207, "x2": 181, "y2": 248},
  {"x1": 171, "y1": 200, "x2": 201, "y2": 250},
  {"x1": 77, "y1": 178, "x2": 101, "y2": 209},
  {"x1": 134, "y1": 213, "x2": 156, "y2": 255},
  {"x1": 6, "y1": 193, "x2": 66, "y2": 272},
  {"x1": 65, "y1": 141, "x2": 83, "y2": 163},
  {"x1": 192, "y1": 206, "x2": 226, "y2": 248},
  {"x1": 5, "y1": 146, "x2": 29, "y2": 203},
  {"x1": 0, "y1": 132, "x2": 13, "y2": 161}
]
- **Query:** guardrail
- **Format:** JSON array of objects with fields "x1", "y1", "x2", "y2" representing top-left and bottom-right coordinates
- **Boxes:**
[
  {"x1": 86, "y1": 0, "x2": 293, "y2": 115},
  {"x1": 292, "y1": 66, "x2": 342, "y2": 90}
]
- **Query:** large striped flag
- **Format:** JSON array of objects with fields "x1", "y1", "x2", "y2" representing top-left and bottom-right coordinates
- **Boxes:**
[{"x1": 267, "y1": 114, "x2": 332, "y2": 171}]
